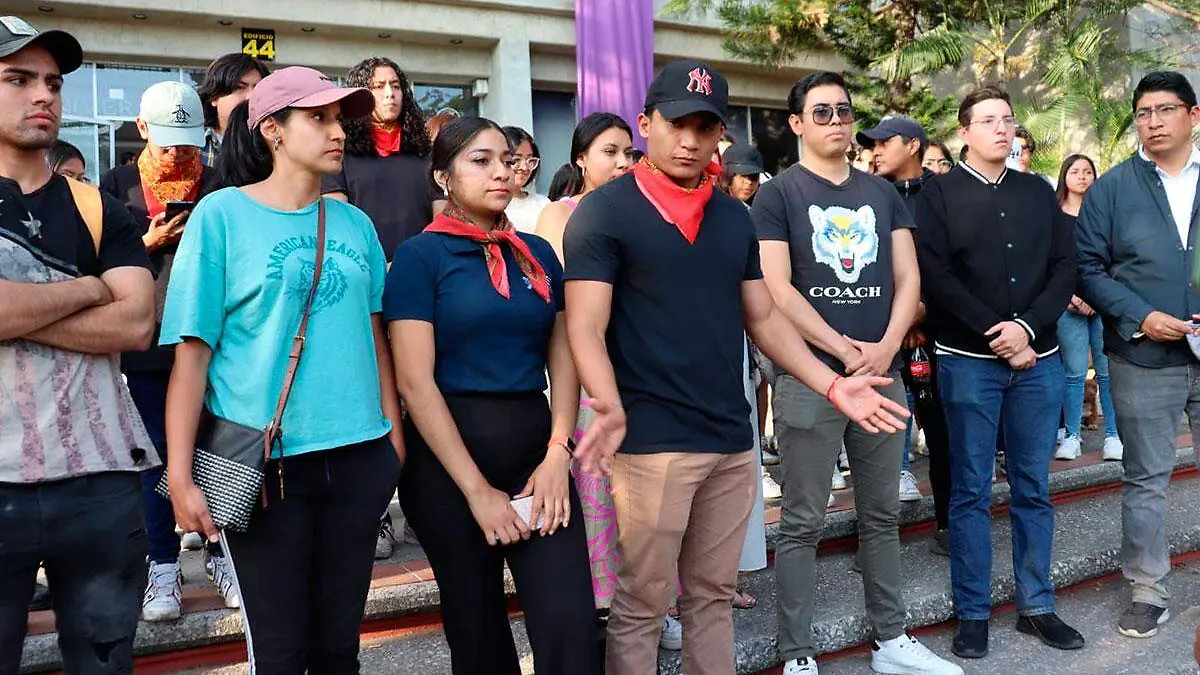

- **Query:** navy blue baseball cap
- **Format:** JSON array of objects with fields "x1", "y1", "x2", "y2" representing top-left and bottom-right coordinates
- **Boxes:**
[
  {"x1": 644, "y1": 60, "x2": 729, "y2": 124},
  {"x1": 856, "y1": 115, "x2": 926, "y2": 148}
]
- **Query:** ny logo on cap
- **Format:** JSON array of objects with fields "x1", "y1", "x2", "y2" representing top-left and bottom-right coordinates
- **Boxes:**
[
  {"x1": 171, "y1": 104, "x2": 191, "y2": 125},
  {"x1": 686, "y1": 68, "x2": 713, "y2": 96}
]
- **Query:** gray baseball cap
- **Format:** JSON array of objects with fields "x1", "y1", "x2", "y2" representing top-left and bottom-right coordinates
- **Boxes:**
[{"x1": 0, "y1": 16, "x2": 82, "y2": 75}]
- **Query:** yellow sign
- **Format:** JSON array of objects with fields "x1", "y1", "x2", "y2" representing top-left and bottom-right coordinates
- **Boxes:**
[{"x1": 241, "y1": 28, "x2": 276, "y2": 62}]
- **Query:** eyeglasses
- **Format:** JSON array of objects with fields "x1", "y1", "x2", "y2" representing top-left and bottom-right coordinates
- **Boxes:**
[
  {"x1": 806, "y1": 104, "x2": 854, "y2": 126},
  {"x1": 923, "y1": 159, "x2": 953, "y2": 169},
  {"x1": 968, "y1": 116, "x2": 1018, "y2": 130},
  {"x1": 1134, "y1": 103, "x2": 1186, "y2": 125},
  {"x1": 512, "y1": 157, "x2": 541, "y2": 170}
]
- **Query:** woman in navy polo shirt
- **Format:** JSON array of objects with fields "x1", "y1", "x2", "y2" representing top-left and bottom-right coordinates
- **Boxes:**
[{"x1": 385, "y1": 117, "x2": 596, "y2": 675}]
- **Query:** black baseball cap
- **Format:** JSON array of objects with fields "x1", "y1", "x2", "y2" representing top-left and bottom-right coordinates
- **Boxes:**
[
  {"x1": 722, "y1": 144, "x2": 764, "y2": 175},
  {"x1": 644, "y1": 59, "x2": 729, "y2": 124},
  {"x1": 856, "y1": 115, "x2": 926, "y2": 148},
  {"x1": 0, "y1": 16, "x2": 83, "y2": 75}
]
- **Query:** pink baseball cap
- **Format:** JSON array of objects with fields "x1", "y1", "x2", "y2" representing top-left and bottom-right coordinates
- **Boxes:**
[{"x1": 247, "y1": 66, "x2": 375, "y2": 131}]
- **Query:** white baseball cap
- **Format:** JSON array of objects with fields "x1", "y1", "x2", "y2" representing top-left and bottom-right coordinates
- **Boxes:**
[{"x1": 138, "y1": 81, "x2": 205, "y2": 148}]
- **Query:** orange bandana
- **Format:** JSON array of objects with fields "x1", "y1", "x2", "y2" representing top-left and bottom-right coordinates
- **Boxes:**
[
  {"x1": 424, "y1": 204, "x2": 552, "y2": 303},
  {"x1": 137, "y1": 147, "x2": 202, "y2": 218},
  {"x1": 630, "y1": 157, "x2": 716, "y2": 244}
]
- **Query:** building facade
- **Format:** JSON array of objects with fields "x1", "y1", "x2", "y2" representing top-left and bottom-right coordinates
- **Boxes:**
[{"x1": 13, "y1": 0, "x2": 838, "y2": 188}]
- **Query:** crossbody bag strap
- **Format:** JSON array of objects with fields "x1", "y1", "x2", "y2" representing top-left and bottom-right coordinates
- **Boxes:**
[{"x1": 264, "y1": 198, "x2": 327, "y2": 454}]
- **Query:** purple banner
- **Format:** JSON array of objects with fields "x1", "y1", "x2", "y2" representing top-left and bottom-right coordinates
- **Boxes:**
[{"x1": 575, "y1": 0, "x2": 654, "y2": 149}]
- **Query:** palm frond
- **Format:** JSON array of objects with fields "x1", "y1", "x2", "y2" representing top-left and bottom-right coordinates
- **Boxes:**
[{"x1": 871, "y1": 22, "x2": 967, "y2": 80}]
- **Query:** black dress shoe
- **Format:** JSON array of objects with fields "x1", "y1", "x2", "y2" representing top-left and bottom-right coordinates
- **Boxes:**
[
  {"x1": 1016, "y1": 613, "x2": 1085, "y2": 650},
  {"x1": 953, "y1": 619, "x2": 989, "y2": 658},
  {"x1": 29, "y1": 582, "x2": 51, "y2": 612}
]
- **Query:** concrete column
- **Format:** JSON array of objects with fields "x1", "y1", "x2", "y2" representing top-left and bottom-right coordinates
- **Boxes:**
[{"x1": 481, "y1": 37, "x2": 534, "y2": 130}]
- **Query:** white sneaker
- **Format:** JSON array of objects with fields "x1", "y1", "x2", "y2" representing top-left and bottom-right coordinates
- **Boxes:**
[
  {"x1": 1056, "y1": 427, "x2": 1067, "y2": 446},
  {"x1": 659, "y1": 614, "x2": 682, "y2": 651},
  {"x1": 179, "y1": 531, "x2": 204, "y2": 551},
  {"x1": 205, "y1": 550, "x2": 241, "y2": 609},
  {"x1": 913, "y1": 428, "x2": 928, "y2": 456},
  {"x1": 783, "y1": 657, "x2": 820, "y2": 674},
  {"x1": 1103, "y1": 436, "x2": 1124, "y2": 462},
  {"x1": 871, "y1": 634, "x2": 963, "y2": 675},
  {"x1": 831, "y1": 470, "x2": 847, "y2": 491},
  {"x1": 762, "y1": 471, "x2": 783, "y2": 500},
  {"x1": 838, "y1": 445, "x2": 850, "y2": 471},
  {"x1": 142, "y1": 562, "x2": 183, "y2": 622},
  {"x1": 827, "y1": 493, "x2": 836, "y2": 508},
  {"x1": 899, "y1": 470, "x2": 922, "y2": 502},
  {"x1": 1055, "y1": 435, "x2": 1082, "y2": 461}
]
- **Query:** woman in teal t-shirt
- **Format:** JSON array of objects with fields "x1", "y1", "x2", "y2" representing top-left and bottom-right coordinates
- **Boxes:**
[{"x1": 160, "y1": 67, "x2": 404, "y2": 671}]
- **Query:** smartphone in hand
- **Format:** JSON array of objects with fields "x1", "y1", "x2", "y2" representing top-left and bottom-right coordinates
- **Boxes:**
[
  {"x1": 165, "y1": 200, "x2": 194, "y2": 221},
  {"x1": 510, "y1": 495, "x2": 545, "y2": 530}
]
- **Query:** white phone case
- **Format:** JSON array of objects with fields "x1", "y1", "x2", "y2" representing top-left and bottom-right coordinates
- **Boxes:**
[{"x1": 510, "y1": 495, "x2": 546, "y2": 529}]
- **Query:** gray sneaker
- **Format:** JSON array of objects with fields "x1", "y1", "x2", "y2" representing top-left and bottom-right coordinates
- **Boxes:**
[{"x1": 1117, "y1": 602, "x2": 1169, "y2": 638}]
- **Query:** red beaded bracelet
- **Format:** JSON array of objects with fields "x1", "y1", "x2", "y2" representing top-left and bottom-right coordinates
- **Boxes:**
[{"x1": 824, "y1": 375, "x2": 842, "y2": 401}]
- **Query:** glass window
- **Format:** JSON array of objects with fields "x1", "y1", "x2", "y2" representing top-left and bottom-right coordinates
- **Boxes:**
[
  {"x1": 58, "y1": 120, "x2": 106, "y2": 185},
  {"x1": 94, "y1": 64, "x2": 177, "y2": 119},
  {"x1": 750, "y1": 106, "x2": 798, "y2": 176},
  {"x1": 61, "y1": 63, "x2": 94, "y2": 119},
  {"x1": 726, "y1": 106, "x2": 749, "y2": 145},
  {"x1": 531, "y1": 91, "x2": 577, "y2": 196},
  {"x1": 413, "y1": 84, "x2": 477, "y2": 118}
]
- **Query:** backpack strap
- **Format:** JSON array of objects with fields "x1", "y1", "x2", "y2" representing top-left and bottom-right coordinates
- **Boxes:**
[{"x1": 65, "y1": 177, "x2": 103, "y2": 255}]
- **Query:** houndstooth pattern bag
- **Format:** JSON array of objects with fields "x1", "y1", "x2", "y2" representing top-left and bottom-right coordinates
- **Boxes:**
[{"x1": 155, "y1": 200, "x2": 327, "y2": 533}]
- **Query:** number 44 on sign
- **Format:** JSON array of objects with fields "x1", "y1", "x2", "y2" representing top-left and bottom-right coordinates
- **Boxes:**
[{"x1": 241, "y1": 28, "x2": 276, "y2": 62}]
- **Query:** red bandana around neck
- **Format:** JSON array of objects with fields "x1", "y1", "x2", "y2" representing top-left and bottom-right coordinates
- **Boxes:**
[
  {"x1": 424, "y1": 204, "x2": 552, "y2": 303},
  {"x1": 371, "y1": 123, "x2": 403, "y2": 157},
  {"x1": 630, "y1": 157, "x2": 716, "y2": 244}
]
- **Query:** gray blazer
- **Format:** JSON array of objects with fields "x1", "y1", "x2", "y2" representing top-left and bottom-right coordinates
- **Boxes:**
[{"x1": 1076, "y1": 152, "x2": 1200, "y2": 368}]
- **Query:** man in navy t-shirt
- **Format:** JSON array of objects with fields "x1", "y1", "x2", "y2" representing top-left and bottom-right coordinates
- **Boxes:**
[{"x1": 564, "y1": 60, "x2": 909, "y2": 675}]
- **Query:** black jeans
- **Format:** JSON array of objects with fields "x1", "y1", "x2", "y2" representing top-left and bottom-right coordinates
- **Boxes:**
[
  {"x1": 221, "y1": 436, "x2": 399, "y2": 675},
  {"x1": 0, "y1": 472, "x2": 147, "y2": 675},
  {"x1": 400, "y1": 393, "x2": 598, "y2": 675},
  {"x1": 902, "y1": 348, "x2": 952, "y2": 530}
]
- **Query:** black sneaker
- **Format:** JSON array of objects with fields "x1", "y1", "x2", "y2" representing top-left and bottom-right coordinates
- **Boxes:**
[
  {"x1": 929, "y1": 529, "x2": 949, "y2": 557},
  {"x1": 1016, "y1": 613, "x2": 1085, "y2": 650},
  {"x1": 1117, "y1": 602, "x2": 1169, "y2": 638},
  {"x1": 953, "y1": 619, "x2": 989, "y2": 659}
]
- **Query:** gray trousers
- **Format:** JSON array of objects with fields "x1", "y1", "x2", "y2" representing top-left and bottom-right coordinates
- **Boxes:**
[
  {"x1": 772, "y1": 373, "x2": 907, "y2": 660},
  {"x1": 1109, "y1": 355, "x2": 1200, "y2": 608}
]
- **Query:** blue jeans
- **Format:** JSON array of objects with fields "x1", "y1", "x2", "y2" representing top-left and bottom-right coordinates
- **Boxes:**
[
  {"x1": 1057, "y1": 311, "x2": 1118, "y2": 438},
  {"x1": 939, "y1": 353, "x2": 1063, "y2": 620},
  {"x1": 126, "y1": 370, "x2": 180, "y2": 564}
]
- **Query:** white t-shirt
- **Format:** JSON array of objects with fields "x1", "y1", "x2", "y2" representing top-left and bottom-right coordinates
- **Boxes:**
[{"x1": 506, "y1": 192, "x2": 552, "y2": 234}]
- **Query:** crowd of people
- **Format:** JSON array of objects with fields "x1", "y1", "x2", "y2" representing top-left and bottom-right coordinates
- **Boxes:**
[{"x1": 3, "y1": 10, "x2": 1200, "y2": 675}]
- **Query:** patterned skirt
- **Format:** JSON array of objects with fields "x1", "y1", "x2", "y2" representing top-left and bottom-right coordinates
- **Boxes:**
[{"x1": 570, "y1": 396, "x2": 620, "y2": 609}]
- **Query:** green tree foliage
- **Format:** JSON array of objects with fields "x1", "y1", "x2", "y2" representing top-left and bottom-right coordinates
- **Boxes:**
[{"x1": 665, "y1": 0, "x2": 1185, "y2": 169}]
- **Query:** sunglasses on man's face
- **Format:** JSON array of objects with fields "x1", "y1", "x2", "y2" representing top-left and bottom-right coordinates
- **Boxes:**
[{"x1": 805, "y1": 104, "x2": 854, "y2": 126}]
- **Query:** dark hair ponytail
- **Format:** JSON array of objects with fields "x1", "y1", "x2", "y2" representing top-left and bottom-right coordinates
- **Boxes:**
[
  {"x1": 547, "y1": 164, "x2": 577, "y2": 202},
  {"x1": 429, "y1": 116, "x2": 510, "y2": 191},
  {"x1": 214, "y1": 100, "x2": 293, "y2": 188}
]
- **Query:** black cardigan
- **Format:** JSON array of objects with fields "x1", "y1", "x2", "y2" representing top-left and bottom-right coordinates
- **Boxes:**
[{"x1": 915, "y1": 164, "x2": 1076, "y2": 359}]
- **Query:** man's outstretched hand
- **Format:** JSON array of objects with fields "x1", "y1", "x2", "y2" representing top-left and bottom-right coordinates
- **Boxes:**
[
  {"x1": 574, "y1": 398, "x2": 626, "y2": 476},
  {"x1": 829, "y1": 375, "x2": 910, "y2": 434}
]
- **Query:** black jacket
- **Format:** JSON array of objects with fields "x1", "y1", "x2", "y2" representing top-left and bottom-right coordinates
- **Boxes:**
[
  {"x1": 1076, "y1": 152, "x2": 1200, "y2": 368},
  {"x1": 915, "y1": 164, "x2": 1076, "y2": 359},
  {"x1": 891, "y1": 169, "x2": 936, "y2": 212}
]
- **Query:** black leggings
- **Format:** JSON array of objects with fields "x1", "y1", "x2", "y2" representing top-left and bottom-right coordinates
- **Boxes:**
[
  {"x1": 222, "y1": 436, "x2": 400, "y2": 675},
  {"x1": 400, "y1": 393, "x2": 598, "y2": 675},
  {"x1": 902, "y1": 348, "x2": 952, "y2": 530}
]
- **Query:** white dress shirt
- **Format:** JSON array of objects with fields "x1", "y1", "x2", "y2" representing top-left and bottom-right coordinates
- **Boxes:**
[{"x1": 1139, "y1": 145, "x2": 1200, "y2": 247}]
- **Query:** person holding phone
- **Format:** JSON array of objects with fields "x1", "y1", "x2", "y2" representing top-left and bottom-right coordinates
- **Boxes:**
[
  {"x1": 102, "y1": 80, "x2": 227, "y2": 622},
  {"x1": 386, "y1": 116, "x2": 597, "y2": 675}
]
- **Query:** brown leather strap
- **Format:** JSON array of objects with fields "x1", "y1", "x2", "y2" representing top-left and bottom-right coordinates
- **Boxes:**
[{"x1": 264, "y1": 198, "x2": 326, "y2": 458}]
